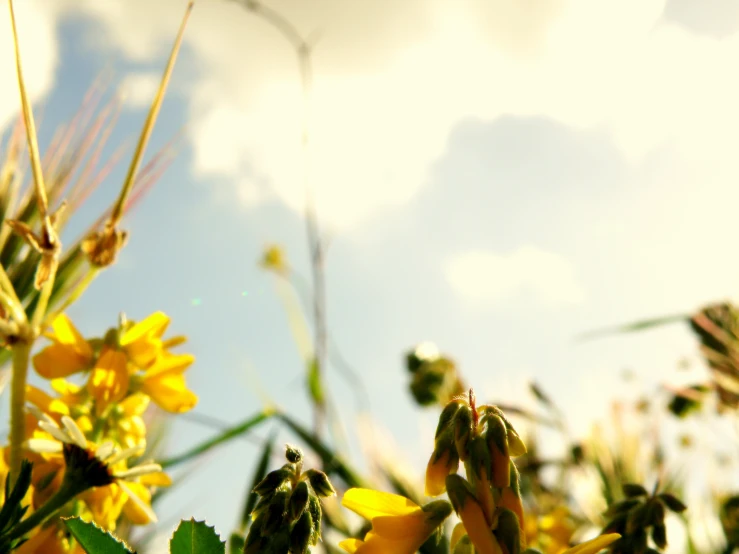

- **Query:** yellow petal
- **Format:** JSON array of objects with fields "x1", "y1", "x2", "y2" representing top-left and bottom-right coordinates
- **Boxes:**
[
  {"x1": 425, "y1": 449, "x2": 456, "y2": 497},
  {"x1": 33, "y1": 344, "x2": 91, "y2": 379},
  {"x1": 140, "y1": 471, "x2": 172, "y2": 487},
  {"x1": 87, "y1": 349, "x2": 129, "y2": 412},
  {"x1": 25, "y1": 385, "x2": 69, "y2": 416},
  {"x1": 564, "y1": 533, "x2": 621, "y2": 554},
  {"x1": 371, "y1": 512, "x2": 427, "y2": 539},
  {"x1": 141, "y1": 372, "x2": 198, "y2": 413},
  {"x1": 50, "y1": 314, "x2": 92, "y2": 356},
  {"x1": 339, "y1": 539, "x2": 363, "y2": 553},
  {"x1": 451, "y1": 522, "x2": 467, "y2": 549},
  {"x1": 144, "y1": 353, "x2": 194, "y2": 378},
  {"x1": 124, "y1": 336, "x2": 162, "y2": 369},
  {"x1": 120, "y1": 481, "x2": 157, "y2": 525},
  {"x1": 120, "y1": 312, "x2": 170, "y2": 345},
  {"x1": 342, "y1": 488, "x2": 420, "y2": 520},
  {"x1": 457, "y1": 495, "x2": 502, "y2": 554},
  {"x1": 120, "y1": 393, "x2": 150, "y2": 417},
  {"x1": 50, "y1": 378, "x2": 82, "y2": 395}
]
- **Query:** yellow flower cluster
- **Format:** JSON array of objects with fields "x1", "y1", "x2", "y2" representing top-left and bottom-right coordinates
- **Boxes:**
[
  {"x1": 1, "y1": 311, "x2": 196, "y2": 553},
  {"x1": 338, "y1": 391, "x2": 620, "y2": 554}
]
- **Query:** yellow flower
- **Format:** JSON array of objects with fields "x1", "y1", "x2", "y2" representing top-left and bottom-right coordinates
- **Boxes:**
[
  {"x1": 339, "y1": 488, "x2": 451, "y2": 554},
  {"x1": 87, "y1": 348, "x2": 129, "y2": 414},
  {"x1": 139, "y1": 353, "x2": 197, "y2": 413},
  {"x1": 25, "y1": 385, "x2": 69, "y2": 421},
  {"x1": 119, "y1": 311, "x2": 170, "y2": 368},
  {"x1": 16, "y1": 524, "x2": 86, "y2": 554},
  {"x1": 33, "y1": 314, "x2": 93, "y2": 379}
]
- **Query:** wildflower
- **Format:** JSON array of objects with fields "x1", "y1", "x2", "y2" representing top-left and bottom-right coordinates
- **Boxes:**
[
  {"x1": 24, "y1": 412, "x2": 163, "y2": 523},
  {"x1": 136, "y1": 353, "x2": 197, "y2": 413},
  {"x1": 119, "y1": 311, "x2": 170, "y2": 368},
  {"x1": 32, "y1": 315, "x2": 93, "y2": 379},
  {"x1": 339, "y1": 488, "x2": 452, "y2": 554}
]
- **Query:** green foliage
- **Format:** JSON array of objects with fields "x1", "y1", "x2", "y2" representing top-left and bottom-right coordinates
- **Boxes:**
[
  {"x1": 63, "y1": 517, "x2": 134, "y2": 554},
  {"x1": 170, "y1": 519, "x2": 225, "y2": 554},
  {"x1": 0, "y1": 460, "x2": 33, "y2": 552}
]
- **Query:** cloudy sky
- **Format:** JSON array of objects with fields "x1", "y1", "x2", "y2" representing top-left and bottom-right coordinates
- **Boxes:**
[{"x1": 2, "y1": 0, "x2": 739, "y2": 549}]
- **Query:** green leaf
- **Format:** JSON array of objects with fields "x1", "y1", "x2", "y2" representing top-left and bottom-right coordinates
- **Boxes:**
[
  {"x1": 239, "y1": 431, "x2": 277, "y2": 530},
  {"x1": 307, "y1": 357, "x2": 324, "y2": 405},
  {"x1": 576, "y1": 313, "x2": 688, "y2": 341},
  {"x1": 623, "y1": 483, "x2": 649, "y2": 498},
  {"x1": 160, "y1": 410, "x2": 272, "y2": 469},
  {"x1": 170, "y1": 519, "x2": 225, "y2": 554},
  {"x1": 63, "y1": 517, "x2": 134, "y2": 554}
]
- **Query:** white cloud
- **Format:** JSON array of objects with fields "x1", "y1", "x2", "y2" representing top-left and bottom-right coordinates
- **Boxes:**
[
  {"x1": 445, "y1": 246, "x2": 585, "y2": 305},
  {"x1": 20, "y1": 0, "x2": 739, "y2": 234},
  {"x1": 119, "y1": 73, "x2": 161, "y2": 109}
]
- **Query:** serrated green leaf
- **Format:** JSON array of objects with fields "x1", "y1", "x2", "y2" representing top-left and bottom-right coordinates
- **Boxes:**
[
  {"x1": 63, "y1": 517, "x2": 134, "y2": 554},
  {"x1": 170, "y1": 519, "x2": 225, "y2": 554}
]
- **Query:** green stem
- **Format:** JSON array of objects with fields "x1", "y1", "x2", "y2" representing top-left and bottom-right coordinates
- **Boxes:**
[
  {"x1": 30, "y1": 270, "x2": 55, "y2": 332},
  {"x1": 6, "y1": 479, "x2": 85, "y2": 541},
  {"x1": 43, "y1": 268, "x2": 99, "y2": 327},
  {"x1": 9, "y1": 340, "x2": 31, "y2": 484}
]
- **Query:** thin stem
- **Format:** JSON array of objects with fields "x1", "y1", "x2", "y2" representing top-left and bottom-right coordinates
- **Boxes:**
[
  {"x1": 43, "y1": 268, "x2": 99, "y2": 327},
  {"x1": 108, "y1": 1, "x2": 193, "y2": 227},
  {"x1": 8, "y1": 340, "x2": 31, "y2": 483},
  {"x1": 30, "y1": 270, "x2": 55, "y2": 332},
  {"x1": 0, "y1": 267, "x2": 23, "y2": 322},
  {"x1": 0, "y1": 289, "x2": 26, "y2": 327},
  {"x1": 6, "y1": 479, "x2": 85, "y2": 541}
]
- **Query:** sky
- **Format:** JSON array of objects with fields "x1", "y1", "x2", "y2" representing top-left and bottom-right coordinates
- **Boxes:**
[{"x1": 2, "y1": 0, "x2": 739, "y2": 550}]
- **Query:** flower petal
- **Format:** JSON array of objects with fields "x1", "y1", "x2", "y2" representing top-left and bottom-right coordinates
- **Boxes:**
[
  {"x1": 33, "y1": 344, "x2": 91, "y2": 379},
  {"x1": 342, "y1": 488, "x2": 420, "y2": 520},
  {"x1": 119, "y1": 480, "x2": 158, "y2": 524},
  {"x1": 142, "y1": 372, "x2": 197, "y2": 413},
  {"x1": 87, "y1": 349, "x2": 129, "y2": 412},
  {"x1": 25, "y1": 385, "x2": 69, "y2": 417}
]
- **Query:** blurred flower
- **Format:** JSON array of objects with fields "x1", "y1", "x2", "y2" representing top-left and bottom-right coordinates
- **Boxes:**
[{"x1": 339, "y1": 488, "x2": 451, "y2": 554}]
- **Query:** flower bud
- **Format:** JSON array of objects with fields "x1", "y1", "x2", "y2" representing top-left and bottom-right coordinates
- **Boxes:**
[
  {"x1": 289, "y1": 510, "x2": 314, "y2": 554},
  {"x1": 285, "y1": 444, "x2": 303, "y2": 464},
  {"x1": 500, "y1": 463, "x2": 525, "y2": 535},
  {"x1": 469, "y1": 435, "x2": 492, "y2": 483},
  {"x1": 436, "y1": 399, "x2": 464, "y2": 438},
  {"x1": 261, "y1": 489, "x2": 290, "y2": 536},
  {"x1": 305, "y1": 468, "x2": 336, "y2": 498},
  {"x1": 454, "y1": 405, "x2": 474, "y2": 462},
  {"x1": 453, "y1": 535, "x2": 475, "y2": 554},
  {"x1": 484, "y1": 415, "x2": 510, "y2": 488},
  {"x1": 426, "y1": 432, "x2": 460, "y2": 496},
  {"x1": 307, "y1": 494, "x2": 322, "y2": 544},
  {"x1": 288, "y1": 480, "x2": 310, "y2": 523},
  {"x1": 253, "y1": 467, "x2": 292, "y2": 497},
  {"x1": 494, "y1": 508, "x2": 522, "y2": 554},
  {"x1": 505, "y1": 426, "x2": 527, "y2": 457},
  {"x1": 447, "y1": 474, "x2": 502, "y2": 554}
]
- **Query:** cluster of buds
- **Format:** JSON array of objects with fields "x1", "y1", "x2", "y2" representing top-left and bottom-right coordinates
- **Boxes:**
[
  {"x1": 245, "y1": 445, "x2": 336, "y2": 554},
  {"x1": 602, "y1": 483, "x2": 686, "y2": 553},
  {"x1": 405, "y1": 342, "x2": 466, "y2": 407},
  {"x1": 426, "y1": 389, "x2": 528, "y2": 553}
]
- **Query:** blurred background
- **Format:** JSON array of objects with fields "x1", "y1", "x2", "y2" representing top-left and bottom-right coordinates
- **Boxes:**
[{"x1": 3, "y1": 0, "x2": 739, "y2": 551}]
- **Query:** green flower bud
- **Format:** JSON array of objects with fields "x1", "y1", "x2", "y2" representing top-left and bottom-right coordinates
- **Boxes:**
[
  {"x1": 469, "y1": 435, "x2": 492, "y2": 482},
  {"x1": 494, "y1": 508, "x2": 522, "y2": 554},
  {"x1": 254, "y1": 468, "x2": 292, "y2": 497},
  {"x1": 505, "y1": 426, "x2": 527, "y2": 457},
  {"x1": 436, "y1": 400, "x2": 464, "y2": 438},
  {"x1": 243, "y1": 516, "x2": 267, "y2": 554},
  {"x1": 289, "y1": 510, "x2": 314, "y2": 554},
  {"x1": 454, "y1": 405, "x2": 473, "y2": 462},
  {"x1": 305, "y1": 468, "x2": 336, "y2": 497},
  {"x1": 261, "y1": 489, "x2": 290, "y2": 536},
  {"x1": 288, "y1": 481, "x2": 310, "y2": 523},
  {"x1": 421, "y1": 499, "x2": 454, "y2": 525},
  {"x1": 285, "y1": 444, "x2": 303, "y2": 464},
  {"x1": 652, "y1": 522, "x2": 667, "y2": 550},
  {"x1": 307, "y1": 494, "x2": 322, "y2": 544}
]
